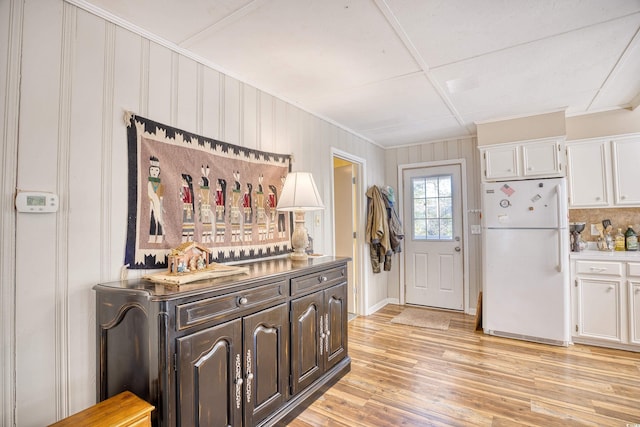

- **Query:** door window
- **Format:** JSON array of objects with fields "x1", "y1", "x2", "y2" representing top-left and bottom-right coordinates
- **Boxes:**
[{"x1": 411, "y1": 175, "x2": 453, "y2": 240}]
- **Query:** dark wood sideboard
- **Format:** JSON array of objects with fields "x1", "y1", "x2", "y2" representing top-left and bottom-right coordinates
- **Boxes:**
[{"x1": 94, "y1": 256, "x2": 350, "y2": 427}]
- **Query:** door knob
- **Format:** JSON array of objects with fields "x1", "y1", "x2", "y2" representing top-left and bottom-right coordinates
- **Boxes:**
[{"x1": 455, "y1": 247, "x2": 461, "y2": 252}]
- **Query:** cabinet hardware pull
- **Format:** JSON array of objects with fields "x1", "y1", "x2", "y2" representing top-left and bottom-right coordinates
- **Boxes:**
[
  {"x1": 246, "y1": 350, "x2": 252, "y2": 404},
  {"x1": 238, "y1": 297, "x2": 248, "y2": 305},
  {"x1": 234, "y1": 354, "x2": 242, "y2": 409},
  {"x1": 318, "y1": 276, "x2": 328, "y2": 283},
  {"x1": 319, "y1": 315, "x2": 324, "y2": 356},
  {"x1": 324, "y1": 313, "x2": 330, "y2": 353}
]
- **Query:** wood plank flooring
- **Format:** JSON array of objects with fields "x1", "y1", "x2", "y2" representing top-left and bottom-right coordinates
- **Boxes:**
[{"x1": 286, "y1": 304, "x2": 640, "y2": 427}]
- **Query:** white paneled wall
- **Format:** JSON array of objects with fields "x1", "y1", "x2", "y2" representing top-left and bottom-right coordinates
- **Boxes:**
[
  {"x1": 1, "y1": 0, "x2": 385, "y2": 425},
  {"x1": 385, "y1": 137, "x2": 482, "y2": 312}
]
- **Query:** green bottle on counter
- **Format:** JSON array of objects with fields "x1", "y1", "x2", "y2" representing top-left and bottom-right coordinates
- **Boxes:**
[{"x1": 625, "y1": 225, "x2": 638, "y2": 251}]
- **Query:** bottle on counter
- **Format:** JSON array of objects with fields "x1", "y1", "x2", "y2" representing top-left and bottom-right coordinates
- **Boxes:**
[
  {"x1": 625, "y1": 225, "x2": 638, "y2": 251},
  {"x1": 615, "y1": 228, "x2": 626, "y2": 251}
]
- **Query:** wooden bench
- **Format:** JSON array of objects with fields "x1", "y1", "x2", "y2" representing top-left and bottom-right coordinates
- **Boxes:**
[{"x1": 48, "y1": 391, "x2": 154, "y2": 427}]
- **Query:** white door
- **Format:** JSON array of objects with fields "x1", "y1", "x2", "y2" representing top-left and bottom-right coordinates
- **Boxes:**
[{"x1": 403, "y1": 164, "x2": 463, "y2": 310}]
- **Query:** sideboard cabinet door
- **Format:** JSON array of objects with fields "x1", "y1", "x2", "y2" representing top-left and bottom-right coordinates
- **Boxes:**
[
  {"x1": 177, "y1": 319, "x2": 243, "y2": 427},
  {"x1": 243, "y1": 303, "x2": 289, "y2": 427}
]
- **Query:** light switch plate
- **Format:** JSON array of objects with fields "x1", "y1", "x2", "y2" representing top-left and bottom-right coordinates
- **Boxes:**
[{"x1": 471, "y1": 224, "x2": 481, "y2": 234}]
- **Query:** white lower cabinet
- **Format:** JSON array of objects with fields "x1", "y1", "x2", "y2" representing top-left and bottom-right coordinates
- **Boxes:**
[
  {"x1": 572, "y1": 259, "x2": 639, "y2": 351},
  {"x1": 628, "y1": 263, "x2": 640, "y2": 345},
  {"x1": 575, "y1": 277, "x2": 622, "y2": 342}
]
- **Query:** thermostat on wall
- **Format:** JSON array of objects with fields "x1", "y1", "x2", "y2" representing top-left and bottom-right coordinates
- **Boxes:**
[{"x1": 15, "y1": 191, "x2": 59, "y2": 213}]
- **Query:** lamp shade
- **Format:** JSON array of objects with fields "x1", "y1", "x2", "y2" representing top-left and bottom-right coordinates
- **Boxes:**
[{"x1": 276, "y1": 172, "x2": 325, "y2": 211}]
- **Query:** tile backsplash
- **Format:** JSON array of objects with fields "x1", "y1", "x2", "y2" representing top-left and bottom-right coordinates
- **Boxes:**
[{"x1": 569, "y1": 207, "x2": 640, "y2": 241}]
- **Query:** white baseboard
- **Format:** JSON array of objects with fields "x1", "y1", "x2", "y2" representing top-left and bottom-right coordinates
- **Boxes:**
[{"x1": 366, "y1": 298, "x2": 398, "y2": 315}]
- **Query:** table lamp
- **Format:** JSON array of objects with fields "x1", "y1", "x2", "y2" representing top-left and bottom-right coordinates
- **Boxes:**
[{"x1": 276, "y1": 172, "x2": 324, "y2": 261}]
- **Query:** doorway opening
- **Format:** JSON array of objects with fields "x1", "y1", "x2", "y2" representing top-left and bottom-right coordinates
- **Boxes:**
[{"x1": 332, "y1": 149, "x2": 366, "y2": 317}]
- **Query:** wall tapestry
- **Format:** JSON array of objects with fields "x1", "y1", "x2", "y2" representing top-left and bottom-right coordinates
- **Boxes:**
[{"x1": 125, "y1": 113, "x2": 292, "y2": 269}]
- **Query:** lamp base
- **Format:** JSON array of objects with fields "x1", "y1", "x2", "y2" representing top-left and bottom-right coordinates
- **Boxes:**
[{"x1": 290, "y1": 211, "x2": 309, "y2": 262}]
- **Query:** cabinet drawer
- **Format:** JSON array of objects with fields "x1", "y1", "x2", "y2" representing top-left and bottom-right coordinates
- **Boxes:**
[
  {"x1": 291, "y1": 266, "x2": 347, "y2": 296},
  {"x1": 576, "y1": 261, "x2": 623, "y2": 276},
  {"x1": 176, "y1": 280, "x2": 287, "y2": 330},
  {"x1": 628, "y1": 263, "x2": 640, "y2": 277}
]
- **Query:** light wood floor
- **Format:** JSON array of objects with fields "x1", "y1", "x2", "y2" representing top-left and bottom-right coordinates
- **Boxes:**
[{"x1": 286, "y1": 304, "x2": 640, "y2": 427}]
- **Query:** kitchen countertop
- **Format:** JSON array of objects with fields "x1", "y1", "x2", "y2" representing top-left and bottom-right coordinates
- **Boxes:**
[{"x1": 570, "y1": 248, "x2": 640, "y2": 261}]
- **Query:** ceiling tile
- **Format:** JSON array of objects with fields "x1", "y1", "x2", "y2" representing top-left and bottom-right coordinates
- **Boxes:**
[
  {"x1": 388, "y1": 0, "x2": 640, "y2": 67},
  {"x1": 430, "y1": 14, "x2": 640, "y2": 120},
  {"x1": 81, "y1": 0, "x2": 254, "y2": 43},
  {"x1": 186, "y1": 0, "x2": 420, "y2": 103}
]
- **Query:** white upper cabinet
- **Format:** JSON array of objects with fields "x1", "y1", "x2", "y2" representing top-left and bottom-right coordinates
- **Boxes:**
[
  {"x1": 483, "y1": 145, "x2": 519, "y2": 180},
  {"x1": 612, "y1": 137, "x2": 640, "y2": 206},
  {"x1": 566, "y1": 140, "x2": 611, "y2": 207},
  {"x1": 522, "y1": 140, "x2": 563, "y2": 177},
  {"x1": 481, "y1": 138, "x2": 564, "y2": 182},
  {"x1": 567, "y1": 135, "x2": 640, "y2": 208}
]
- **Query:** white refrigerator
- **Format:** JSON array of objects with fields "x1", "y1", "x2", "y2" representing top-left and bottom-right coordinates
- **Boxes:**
[{"x1": 482, "y1": 177, "x2": 571, "y2": 346}]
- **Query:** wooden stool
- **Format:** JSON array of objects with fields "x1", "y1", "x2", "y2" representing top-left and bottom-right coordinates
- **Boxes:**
[{"x1": 48, "y1": 391, "x2": 154, "y2": 427}]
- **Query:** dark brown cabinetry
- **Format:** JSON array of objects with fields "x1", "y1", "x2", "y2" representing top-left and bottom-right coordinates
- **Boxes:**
[
  {"x1": 290, "y1": 283, "x2": 347, "y2": 395},
  {"x1": 95, "y1": 257, "x2": 350, "y2": 427}
]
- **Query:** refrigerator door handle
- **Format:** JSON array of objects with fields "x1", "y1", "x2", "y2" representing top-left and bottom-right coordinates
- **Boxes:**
[{"x1": 556, "y1": 184, "x2": 564, "y2": 273}]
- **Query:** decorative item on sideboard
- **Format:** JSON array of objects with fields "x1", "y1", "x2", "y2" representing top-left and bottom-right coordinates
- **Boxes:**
[{"x1": 276, "y1": 172, "x2": 325, "y2": 262}]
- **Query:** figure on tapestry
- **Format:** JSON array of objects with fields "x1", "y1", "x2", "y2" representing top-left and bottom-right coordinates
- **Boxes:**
[
  {"x1": 180, "y1": 173, "x2": 195, "y2": 242},
  {"x1": 230, "y1": 171, "x2": 243, "y2": 242},
  {"x1": 215, "y1": 178, "x2": 227, "y2": 242},
  {"x1": 243, "y1": 182, "x2": 253, "y2": 241},
  {"x1": 147, "y1": 156, "x2": 164, "y2": 243},
  {"x1": 268, "y1": 184, "x2": 278, "y2": 239},
  {"x1": 277, "y1": 175, "x2": 287, "y2": 237},
  {"x1": 198, "y1": 165, "x2": 213, "y2": 243},
  {"x1": 256, "y1": 175, "x2": 268, "y2": 241}
]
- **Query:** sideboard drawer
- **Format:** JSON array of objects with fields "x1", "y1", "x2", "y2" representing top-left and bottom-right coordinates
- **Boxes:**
[
  {"x1": 177, "y1": 280, "x2": 287, "y2": 330},
  {"x1": 291, "y1": 266, "x2": 347, "y2": 296},
  {"x1": 575, "y1": 260, "x2": 623, "y2": 276}
]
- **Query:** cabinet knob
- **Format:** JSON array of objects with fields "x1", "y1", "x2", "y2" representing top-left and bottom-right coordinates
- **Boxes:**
[
  {"x1": 608, "y1": 285, "x2": 615, "y2": 291},
  {"x1": 235, "y1": 378, "x2": 243, "y2": 385},
  {"x1": 238, "y1": 297, "x2": 248, "y2": 305},
  {"x1": 318, "y1": 276, "x2": 327, "y2": 283},
  {"x1": 621, "y1": 195, "x2": 627, "y2": 200},
  {"x1": 247, "y1": 373, "x2": 254, "y2": 380}
]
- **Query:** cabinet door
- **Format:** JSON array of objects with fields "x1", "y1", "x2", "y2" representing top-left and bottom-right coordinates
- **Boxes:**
[
  {"x1": 630, "y1": 281, "x2": 640, "y2": 345},
  {"x1": 290, "y1": 291, "x2": 324, "y2": 395},
  {"x1": 612, "y1": 137, "x2": 640, "y2": 205},
  {"x1": 567, "y1": 141, "x2": 610, "y2": 207},
  {"x1": 177, "y1": 319, "x2": 243, "y2": 427},
  {"x1": 324, "y1": 283, "x2": 348, "y2": 371},
  {"x1": 483, "y1": 146, "x2": 519, "y2": 180},
  {"x1": 576, "y1": 278, "x2": 622, "y2": 342},
  {"x1": 243, "y1": 303, "x2": 289, "y2": 427},
  {"x1": 522, "y1": 140, "x2": 562, "y2": 177}
]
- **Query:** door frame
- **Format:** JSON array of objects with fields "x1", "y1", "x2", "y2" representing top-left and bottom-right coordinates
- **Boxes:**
[
  {"x1": 330, "y1": 148, "x2": 366, "y2": 316},
  {"x1": 398, "y1": 159, "x2": 471, "y2": 314}
]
